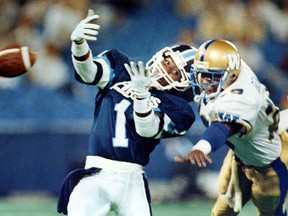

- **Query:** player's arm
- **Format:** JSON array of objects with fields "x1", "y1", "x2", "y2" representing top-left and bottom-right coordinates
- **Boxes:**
[
  {"x1": 125, "y1": 61, "x2": 161, "y2": 138},
  {"x1": 175, "y1": 122, "x2": 242, "y2": 167},
  {"x1": 70, "y1": 9, "x2": 100, "y2": 83}
]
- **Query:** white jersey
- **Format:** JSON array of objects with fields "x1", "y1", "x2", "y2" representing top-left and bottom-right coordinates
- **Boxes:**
[{"x1": 199, "y1": 60, "x2": 282, "y2": 167}]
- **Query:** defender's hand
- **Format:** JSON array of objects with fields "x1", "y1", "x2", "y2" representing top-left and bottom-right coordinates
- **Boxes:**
[
  {"x1": 124, "y1": 61, "x2": 151, "y2": 99},
  {"x1": 175, "y1": 150, "x2": 212, "y2": 167},
  {"x1": 71, "y1": 9, "x2": 100, "y2": 43}
]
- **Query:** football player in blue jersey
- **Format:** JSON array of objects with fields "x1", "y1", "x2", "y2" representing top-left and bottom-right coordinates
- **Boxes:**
[{"x1": 57, "y1": 10, "x2": 197, "y2": 216}]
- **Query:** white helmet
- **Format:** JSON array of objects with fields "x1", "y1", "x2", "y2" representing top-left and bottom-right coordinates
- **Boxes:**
[{"x1": 146, "y1": 45, "x2": 197, "y2": 92}]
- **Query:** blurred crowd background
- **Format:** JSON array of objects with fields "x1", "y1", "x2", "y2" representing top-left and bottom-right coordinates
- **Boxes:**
[{"x1": 0, "y1": 0, "x2": 288, "y2": 201}]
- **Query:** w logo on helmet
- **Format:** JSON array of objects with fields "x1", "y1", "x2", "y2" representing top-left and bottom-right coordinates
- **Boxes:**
[{"x1": 227, "y1": 53, "x2": 241, "y2": 70}]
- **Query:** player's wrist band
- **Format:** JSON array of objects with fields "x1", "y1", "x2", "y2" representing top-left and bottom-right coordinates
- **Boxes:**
[
  {"x1": 192, "y1": 140, "x2": 212, "y2": 155},
  {"x1": 74, "y1": 39, "x2": 84, "y2": 45}
]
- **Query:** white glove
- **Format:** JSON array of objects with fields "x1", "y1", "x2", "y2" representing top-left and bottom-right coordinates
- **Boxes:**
[
  {"x1": 71, "y1": 9, "x2": 100, "y2": 43},
  {"x1": 124, "y1": 61, "x2": 151, "y2": 99}
]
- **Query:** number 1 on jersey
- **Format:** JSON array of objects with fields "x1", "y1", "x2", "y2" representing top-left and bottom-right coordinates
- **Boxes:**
[{"x1": 113, "y1": 99, "x2": 131, "y2": 147}]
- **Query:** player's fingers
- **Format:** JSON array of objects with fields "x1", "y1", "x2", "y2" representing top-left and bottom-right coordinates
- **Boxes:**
[
  {"x1": 205, "y1": 155, "x2": 213, "y2": 164},
  {"x1": 84, "y1": 23, "x2": 100, "y2": 30},
  {"x1": 193, "y1": 156, "x2": 203, "y2": 167},
  {"x1": 130, "y1": 61, "x2": 139, "y2": 76},
  {"x1": 82, "y1": 35, "x2": 97, "y2": 41},
  {"x1": 174, "y1": 156, "x2": 182, "y2": 163},
  {"x1": 200, "y1": 160, "x2": 206, "y2": 167},
  {"x1": 84, "y1": 14, "x2": 99, "y2": 23},
  {"x1": 174, "y1": 156, "x2": 187, "y2": 163},
  {"x1": 83, "y1": 29, "x2": 99, "y2": 37},
  {"x1": 137, "y1": 61, "x2": 144, "y2": 76},
  {"x1": 189, "y1": 156, "x2": 197, "y2": 166},
  {"x1": 87, "y1": 9, "x2": 95, "y2": 17},
  {"x1": 124, "y1": 63, "x2": 133, "y2": 76}
]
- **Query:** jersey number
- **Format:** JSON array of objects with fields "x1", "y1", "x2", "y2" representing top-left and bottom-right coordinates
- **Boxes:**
[
  {"x1": 113, "y1": 99, "x2": 131, "y2": 148},
  {"x1": 265, "y1": 98, "x2": 279, "y2": 141}
]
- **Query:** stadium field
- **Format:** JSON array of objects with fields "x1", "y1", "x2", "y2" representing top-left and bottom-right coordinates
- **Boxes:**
[{"x1": 0, "y1": 194, "x2": 258, "y2": 216}]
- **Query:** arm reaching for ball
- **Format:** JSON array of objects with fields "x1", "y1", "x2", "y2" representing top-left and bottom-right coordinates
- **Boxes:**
[{"x1": 71, "y1": 9, "x2": 100, "y2": 83}]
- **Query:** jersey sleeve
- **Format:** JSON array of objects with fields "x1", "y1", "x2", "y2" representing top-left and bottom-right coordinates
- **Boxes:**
[
  {"x1": 74, "y1": 49, "x2": 131, "y2": 89},
  {"x1": 213, "y1": 90, "x2": 259, "y2": 134},
  {"x1": 153, "y1": 91, "x2": 196, "y2": 138}
]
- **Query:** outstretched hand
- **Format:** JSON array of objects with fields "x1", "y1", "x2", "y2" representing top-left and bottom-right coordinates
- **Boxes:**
[
  {"x1": 124, "y1": 61, "x2": 151, "y2": 99},
  {"x1": 71, "y1": 9, "x2": 100, "y2": 42},
  {"x1": 175, "y1": 150, "x2": 212, "y2": 167}
]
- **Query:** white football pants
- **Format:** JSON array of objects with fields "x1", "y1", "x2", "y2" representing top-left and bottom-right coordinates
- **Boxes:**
[{"x1": 67, "y1": 156, "x2": 151, "y2": 216}]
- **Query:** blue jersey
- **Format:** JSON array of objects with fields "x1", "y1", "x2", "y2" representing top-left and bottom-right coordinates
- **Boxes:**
[{"x1": 75, "y1": 49, "x2": 195, "y2": 166}]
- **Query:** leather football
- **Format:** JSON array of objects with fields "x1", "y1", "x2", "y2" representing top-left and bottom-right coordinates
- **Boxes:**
[{"x1": 0, "y1": 44, "x2": 37, "y2": 78}]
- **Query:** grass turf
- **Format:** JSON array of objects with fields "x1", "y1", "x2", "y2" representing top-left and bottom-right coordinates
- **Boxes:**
[{"x1": 0, "y1": 195, "x2": 258, "y2": 216}]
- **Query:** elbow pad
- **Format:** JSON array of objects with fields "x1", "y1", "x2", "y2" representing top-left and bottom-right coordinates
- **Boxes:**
[
  {"x1": 71, "y1": 40, "x2": 97, "y2": 83},
  {"x1": 72, "y1": 54, "x2": 97, "y2": 83}
]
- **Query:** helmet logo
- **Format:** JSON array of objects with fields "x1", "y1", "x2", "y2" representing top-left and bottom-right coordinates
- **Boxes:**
[
  {"x1": 199, "y1": 47, "x2": 206, "y2": 61},
  {"x1": 227, "y1": 53, "x2": 241, "y2": 70}
]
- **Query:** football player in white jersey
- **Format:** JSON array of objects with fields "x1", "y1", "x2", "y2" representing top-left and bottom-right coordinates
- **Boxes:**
[{"x1": 176, "y1": 39, "x2": 288, "y2": 216}]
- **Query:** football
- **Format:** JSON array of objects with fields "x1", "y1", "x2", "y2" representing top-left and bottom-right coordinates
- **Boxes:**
[{"x1": 0, "y1": 44, "x2": 37, "y2": 78}]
